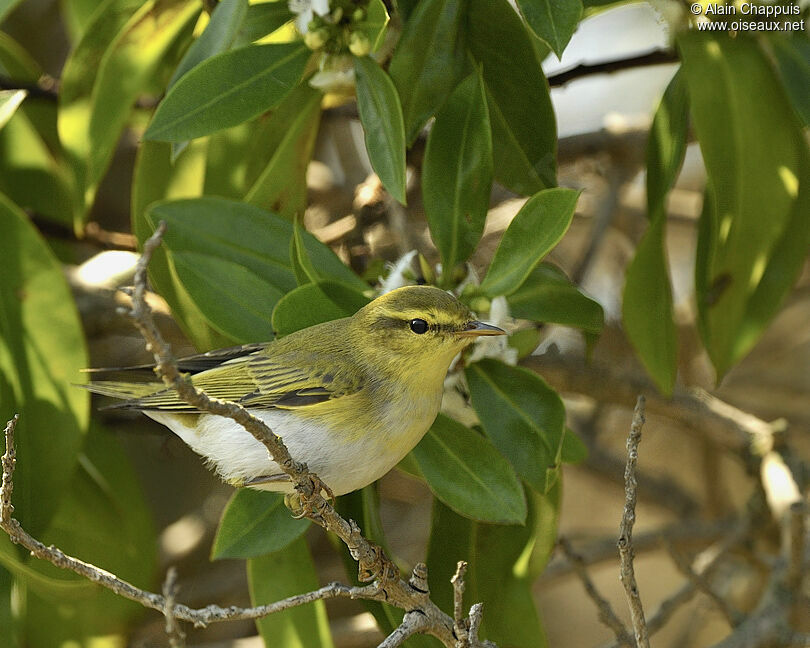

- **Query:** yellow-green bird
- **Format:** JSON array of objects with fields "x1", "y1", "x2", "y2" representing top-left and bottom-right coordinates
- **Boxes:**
[{"x1": 85, "y1": 286, "x2": 504, "y2": 496}]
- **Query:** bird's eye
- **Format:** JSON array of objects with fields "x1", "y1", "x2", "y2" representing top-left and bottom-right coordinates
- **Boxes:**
[{"x1": 409, "y1": 319, "x2": 429, "y2": 334}]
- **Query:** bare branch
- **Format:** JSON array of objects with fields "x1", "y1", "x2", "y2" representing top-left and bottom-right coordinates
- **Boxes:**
[
  {"x1": 559, "y1": 538, "x2": 634, "y2": 647},
  {"x1": 618, "y1": 396, "x2": 650, "y2": 648},
  {"x1": 452, "y1": 561, "x2": 468, "y2": 641},
  {"x1": 162, "y1": 567, "x2": 186, "y2": 648}
]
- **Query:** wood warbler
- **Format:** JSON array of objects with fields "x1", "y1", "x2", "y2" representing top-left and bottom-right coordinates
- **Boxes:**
[{"x1": 85, "y1": 286, "x2": 504, "y2": 495}]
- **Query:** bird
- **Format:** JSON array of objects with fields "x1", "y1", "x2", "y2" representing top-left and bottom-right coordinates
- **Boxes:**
[{"x1": 84, "y1": 285, "x2": 504, "y2": 496}]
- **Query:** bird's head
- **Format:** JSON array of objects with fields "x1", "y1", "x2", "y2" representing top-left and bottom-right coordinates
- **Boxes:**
[{"x1": 351, "y1": 286, "x2": 504, "y2": 380}]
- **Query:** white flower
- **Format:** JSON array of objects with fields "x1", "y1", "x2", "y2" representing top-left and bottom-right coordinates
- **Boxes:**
[
  {"x1": 379, "y1": 250, "x2": 418, "y2": 294},
  {"x1": 289, "y1": 0, "x2": 330, "y2": 34}
]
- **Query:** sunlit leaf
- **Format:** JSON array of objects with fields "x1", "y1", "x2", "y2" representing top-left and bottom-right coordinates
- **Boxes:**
[
  {"x1": 480, "y1": 188, "x2": 579, "y2": 297},
  {"x1": 212, "y1": 490, "x2": 310, "y2": 559},
  {"x1": 353, "y1": 55, "x2": 407, "y2": 204},
  {"x1": 423, "y1": 71, "x2": 493, "y2": 283},
  {"x1": 388, "y1": 0, "x2": 466, "y2": 143},
  {"x1": 355, "y1": 0, "x2": 389, "y2": 53},
  {"x1": 248, "y1": 538, "x2": 335, "y2": 648},
  {"x1": 411, "y1": 414, "x2": 526, "y2": 524},
  {"x1": 680, "y1": 32, "x2": 810, "y2": 377},
  {"x1": 0, "y1": 89, "x2": 25, "y2": 130},
  {"x1": 466, "y1": 358, "x2": 565, "y2": 493},
  {"x1": 623, "y1": 70, "x2": 686, "y2": 395},
  {"x1": 0, "y1": 194, "x2": 87, "y2": 535},
  {"x1": 233, "y1": 1, "x2": 294, "y2": 46},
  {"x1": 145, "y1": 42, "x2": 310, "y2": 142},
  {"x1": 468, "y1": 0, "x2": 557, "y2": 194},
  {"x1": 515, "y1": 0, "x2": 582, "y2": 58}
]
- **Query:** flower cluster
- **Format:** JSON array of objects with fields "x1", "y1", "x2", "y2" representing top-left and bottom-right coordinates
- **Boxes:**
[{"x1": 289, "y1": 0, "x2": 373, "y2": 56}]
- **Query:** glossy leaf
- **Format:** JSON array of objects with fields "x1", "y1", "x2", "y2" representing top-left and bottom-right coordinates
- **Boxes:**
[
  {"x1": 680, "y1": 33, "x2": 810, "y2": 377},
  {"x1": 353, "y1": 55, "x2": 407, "y2": 204},
  {"x1": 767, "y1": 35, "x2": 810, "y2": 128},
  {"x1": 0, "y1": 90, "x2": 25, "y2": 130},
  {"x1": 169, "y1": 0, "x2": 248, "y2": 86},
  {"x1": 131, "y1": 139, "x2": 231, "y2": 351},
  {"x1": 355, "y1": 0, "x2": 389, "y2": 53},
  {"x1": 61, "y1": 0, "x2": 200, "y2": 215},
  {"x1": 561, "y1": 427, "x2": 587, "y2": 464},
  {"x1": 0, "y1": 194, "x2": 88, "y2": 535},
  {"x1": 248, "y1": 538, "x2": 335, "y2": 648},
  {"x1": 506, "y1": 264, "x2": 603, "y2": 333},
  {"x1": 468, "y1": 0, "x2": 557, "y2": 194},
  {"x1": 423, "y1": 71, "x2": 493, "y2": 282},
  {"x1": 388, "y1": 0, "x2": 466, "y2": 143},
  {"x1": 411, "y1": 414, "x2": 526, "y2": 524},
  {"x1": 145, "y1": 42, "x2": 310, "y2": 142},
  {"x1": 233, "y1": 1, "x2": 294, "y2": 47},
  {"x1": 480, "y1": 188, "x2": 579, "y2": 297},
  {"x1": 516, "y1": 0, "x2": 582, "y2": 58},
  {"x1": 23, "y1": 426, "x2": 157, "y2": 645},
  {"x1": 212, "y1": 490, "x2": 309, "y2": 559},
  {"x1": 290, "y1": 217, "x2": 320, "y2": 285},
  {"x1": 623, "y1": 70, "x2": 686, "y2": 395},
  {"x1": 466, "y1": 358, "x2": 565, "y2": 493},
  {"x1": 144, "y1": 197, "x2": 366, "y2": 343},
  {"x1": 244, "y1": 82, "x2": 322, "y2": 218},
  {"x1": 272, "y1": 281, "x2": 370, "y2": 337}
]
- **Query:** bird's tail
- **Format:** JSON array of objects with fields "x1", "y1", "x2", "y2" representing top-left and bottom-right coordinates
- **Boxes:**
[{"x1": 78, "y1": 381, "x2": 164, "y2": 403}]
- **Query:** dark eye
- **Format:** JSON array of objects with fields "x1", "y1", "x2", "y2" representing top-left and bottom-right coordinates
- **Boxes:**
[{"x1": 409, "y1": 318, "x2": 429, "y2": 334}]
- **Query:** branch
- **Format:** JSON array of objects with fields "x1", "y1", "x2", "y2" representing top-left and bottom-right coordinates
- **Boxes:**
[
  {"x1": 547, "y1": 49, "x2": 679, "y2": 88},
  {"x1": 618, "y1": 396, "x2": 650, "y2": 648},
  {"x1": 0, "y1": 223, "x2": 495, "y2": 648}
]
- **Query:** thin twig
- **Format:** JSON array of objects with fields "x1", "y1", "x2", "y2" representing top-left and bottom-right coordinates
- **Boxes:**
[
  {"x1": 559, "y1": 538, "x2": 634, "y2": 647},
  {"x1": 162, "y1": 567, "x2": 186, "y2": 647},
  {"x1": 618, "y1": 396, "x2": 650, "y2": 648},
  {"x1": 452, "y1": 560, "x2": 468, "y2": 642}
]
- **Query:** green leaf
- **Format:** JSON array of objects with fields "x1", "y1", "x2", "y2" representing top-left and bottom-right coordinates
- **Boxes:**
[
  {"x1": 131, "y1": 139, "x2": 232, "y2": 351},
  {"x1": 468, "y1": 0, "x2": 557, "y2": 194},
  {"x1": 353, "y1": 55, "x2": 407, "y2": 204},
  {"x1": 561, "y1": 427, "x2": 587, "y2": 464},
  {"x1": 623, "y1": 70, "x2": 686, "y2": 395},
  {"x1": 233, "y1": 1, "x2": 294, "y2": 47},
  {"x1": 0, "y1": 0, "x2": 22, "y2": 24},
  {"x1": 411, "y1": 414, "x2": 525, "y2": 524},
  {"x1": 145, "y1": 42, "x2": 310, "y2": 142},
  {"x1": 480, "y1": 188, "x2": 579, "y2": 297},
  {"x1": 290, "y1": 217, "x2": 320, "y2": 285},
  {"x1": 169, "y1": 0, "x2": 248, "y2": 86},
  {"x1": 0, "y1": 194, "x2": 88, "y2": 535},
  {"x1": 355, "y1": 0, "x2": 389, "y2": 53},
  {"x1": 767, "y1": 35, "x2": 810, "y2": 128},
  {"x1": 248, "y1": 537, "x2": 335, "y2": 648},
  {"x1": 506, "y1": 264, "x2": 604, "y2": 333},
  {"x1": 272, "y1": 281, "x2": 370, "y2": 337},
  {"x1": 60, "y1": 0, "x2": 200, "y2": 216},
  {"x1": 212, "y1": 490, "x2": 310, "y2": 559},
  {"x1": 144, "y1": 197, "x2": 365, "y2": 343},
  {"x1": 0, "y1": 89, "x2": 25, "y2": 130},
  {"x1": 243, "y1": 82, "x2": 322, "y2": 218},
  {"x1": 466, "y1": 359, "x2": 565, "y2": 493},
  {"x1": 388, "y1": 0, "x2": 466, "y2": 143},
  {"x1": 23, "y1": 425, "x2": 157, "y2": 644},
  {"x1": 680, "y1": 33, "x2": 810, "y2": 377},
  {"x1": 423, "y1": 71, "x2": 493, "y2": 282},
  {"x1": 515, "y1": 0, "x2": 582, "y2": 58}
]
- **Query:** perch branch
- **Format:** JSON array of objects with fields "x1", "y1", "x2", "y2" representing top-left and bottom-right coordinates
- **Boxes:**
[
  {"x1": 162, "y1": 567, "x2": 186, "y2": 648},
  {"x1": 0, "y1": 223, "x2": 494, "y2": 648},
  {"x1": 618, "y1": 396, "x2": 650, "y2": 648}
]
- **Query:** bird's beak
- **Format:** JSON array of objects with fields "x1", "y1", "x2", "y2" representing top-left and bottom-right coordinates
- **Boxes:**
[{"x1": 457, "y1": 321, "x2": 506, "y2": 337}]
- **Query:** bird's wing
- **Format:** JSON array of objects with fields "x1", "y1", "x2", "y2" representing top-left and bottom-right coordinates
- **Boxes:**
[{"x1": 91, "y1": 347, "x2": 363, "y2": 412}]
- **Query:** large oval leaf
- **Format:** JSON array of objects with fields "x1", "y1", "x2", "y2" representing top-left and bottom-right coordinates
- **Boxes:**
[
  {"x1": 468, "y1": 0, "x2": 557, "y2": 194},
  {"x1": 466, "y1": 358, "x2": 565, "y2": 494},
  {"x1": 212, "y1": 489, "x2": 309, "y2": 559},
  {"x1": 410, "y1": 414, "x2": 526, "y2": 524},
  {"x1": 353, "y1": 55, "x2": 407, "y2": 204},
  {"x1": 623, "y1": 70, "x2": 687, "y2": 395},
  {"x1": 480, "y1": 188, "x2": 579, "y2": 297},
  {"x1": 0, "y1": 194, "x2": 88, "y2": 534},
  {"x1": 145, "y1": 42, "x2": 310, "y2": 142},
  {"x1": 680, "y1": 33, "x2": 810, "y2": 377},
  {"x1": 248, "y1": 538, "x2": 334, "y2": 648},
  {"x1": 271, "y1": 281, "x2": 370, "y2": 337},
  {"x1": 388, "y1": 0, "x2": 466, "y2": 144},
  {"x1": 423, "y1": 71, "x2": 493, "y2": 282},
  {"x1": 515, "y1": 0, "x2": 582, "y2": 59}
]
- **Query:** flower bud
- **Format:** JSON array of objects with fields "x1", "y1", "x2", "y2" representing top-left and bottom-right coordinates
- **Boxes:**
[
  {"x1": 348, "y1": 31, "x2": 370, "y2": 56},
  {"x1": 305, "y1": 28, "x2": 329, "y2": 50},
  {"x1": 352, "y1": 7, "x2": 366, "y2": 22}
]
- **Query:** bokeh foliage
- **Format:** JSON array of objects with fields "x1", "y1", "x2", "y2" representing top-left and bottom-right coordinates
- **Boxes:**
[{"x1": 0, "y1": 0, "x2": 808, "y2": 646}]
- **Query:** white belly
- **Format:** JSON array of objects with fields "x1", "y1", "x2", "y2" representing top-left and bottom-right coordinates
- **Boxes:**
[{"x1": 146, "y1": 397, "x2": 438, "y2": 495}]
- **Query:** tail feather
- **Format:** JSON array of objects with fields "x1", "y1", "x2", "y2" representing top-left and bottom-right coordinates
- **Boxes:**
[{"x1": 79, "y1": 381, "x2": 164, "y2": 403}]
